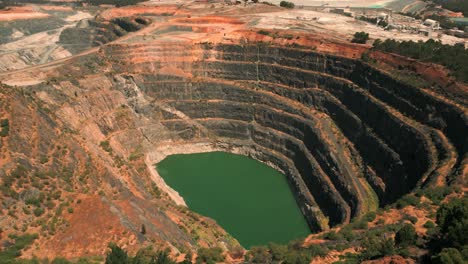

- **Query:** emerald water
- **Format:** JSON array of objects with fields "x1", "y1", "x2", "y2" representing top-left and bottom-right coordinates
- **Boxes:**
[{"x1": 156, "y1": 151, "x2": 310, "y2": 248}]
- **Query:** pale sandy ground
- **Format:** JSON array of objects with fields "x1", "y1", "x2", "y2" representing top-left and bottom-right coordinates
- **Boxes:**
[
  {"x1": 0, "y1": 10, "x2": 93, "y2": 72},
  {"x1": 39, "y1": 5, "x2": 74, "y2": 11},
  {"x1": 253, "y1": 10, "x2": 467, "y2": 46},
  {"x1": 0, "y1": 12, "x2": 50, "y2": 21},
  {"x1": 0, "y1": 5, "x2": 50, "y2": 21},
  {"x1": 64, "y1": 10, "x2": 93, "y2": 22},
  {"x1": 268, "y1": 0, "x2": 395, "y2": 7}
]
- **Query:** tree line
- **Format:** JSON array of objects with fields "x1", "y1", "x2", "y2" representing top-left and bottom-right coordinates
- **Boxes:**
[{"x1": 372, "y1": 38, "x2": 468, "y2": 83}]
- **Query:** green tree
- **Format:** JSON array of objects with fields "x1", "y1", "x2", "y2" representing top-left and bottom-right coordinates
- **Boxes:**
[
  {"x1": 196, "y1": 247, "x2": 224, "y2": 264},
  {"x1": 268, "y1": 243, "x2": 288, "y2": 261},
  {"x1": 360, "y1": 237, "x2": 395, "y2": 260},
  {"x1": 178, "y1": 251, "x2": 193, "y2": 264},
  {"x1": 431, "y1": 248, "x2": 465, "y2": 264},
  {"x1": 351, "y1": 32, "x2": 369, "y2": 44},
  {"x1": 152, "y1": 250, "x2": 176, "y2": 264},
  {"x1": 279, "y1": 1, "x2": 295, "y2": 8},
  {"x1": 395, "y1": 224, "x2": 417, "y2": 248},
  {"x1": 52, "y1": 257, "x2": 72, "y2": 264},
  {"x1": 283, "y1": 252, "x2": 311, "y2": 264},
  {"x1": 105, "y1": 243, "x2": 130, "y2": 264},
  {"x1": 248, "y1": 246, "x2": 271, "y2": 263},
  {"x1": 436, "y1": 198, "x2": 468, "y2": 248}
]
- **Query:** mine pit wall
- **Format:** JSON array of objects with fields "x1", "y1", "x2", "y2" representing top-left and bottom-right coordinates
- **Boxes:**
[
  {"x1": 136, "y1": 76, "x2": 354, "y2": 225},
  {"x1": 110, "y1": 42, "x2": 467, "y2": 232},
  {"x1": 349, "y1": 63, "x2": 468, "y2": 168},
  {"x1": 196, "y1": 54, "x2": 433, "y2": 200},
  {"x1": 202, "y1": 43, "x2": 466, "y2": 186}
]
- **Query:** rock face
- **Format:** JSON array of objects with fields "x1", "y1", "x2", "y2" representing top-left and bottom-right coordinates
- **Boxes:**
[
  {"x1": 0, "y1": 27, "x2": 466, "y2": 257},
  {"x1": 97, "y1": 42, "x2": 467, "y2": 231}
]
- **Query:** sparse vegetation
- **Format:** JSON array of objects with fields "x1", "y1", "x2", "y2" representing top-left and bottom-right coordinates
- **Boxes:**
[
  {"x1": 434, "y1": 197, "x2": 467, "y2": 249},
  {"x1": 372, "y1": 39, "x2": 468, "y2": 83},
  {"x1": 395, "y1": 224, "x2": 417, "y2": 247},
  {"x1": 0, "y1": 233, "x2": 38, "y2": 263},
  {"x1": 196, "y1": 247, "x2": 224, "y2": 264},
  {"x1": 279, "y1": 1, "x2": 294, "y2": 8},
  {"x1": 431, "y1": 0, "x2": 468, "y2": 16},
  {"x1": 100, "y1": 140, "x2": 112, "y2": 153},
  {"x1": 105, "y1": 243, "x2": 130, "y2": 264},
  {"x1": 83, "y1": 0, "x2": 147, "y2": 7},
  {"x1": 395, "y1": 194, "x2": 420, "y2": 209},
  {"x1": 0, "y1": 118, "x2": 9, "y2": 137},
  {"x1": 351, "y1": 32, "x2": 369, "y2": 44}
]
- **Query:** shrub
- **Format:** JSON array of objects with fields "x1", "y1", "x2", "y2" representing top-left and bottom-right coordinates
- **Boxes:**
[
  {"x1": 419, "y1": 187, "x2": 452, "y2": 204},
  {"x1": 363, "y1": 212, "x2": 377, "y2": 222},
  {"x1": 372, "y1": 39, "x2": 468, "y2": 83},
  {"x1": 395, "y1": 194, "x2": 420, "y2": 209},
  {"x1": 308, "y1": 244, "x2": 328, "y2": 257},
  {"x1": 257, "y1": 30, "x2": 270, "y2": 36},
  {"x1": 105, "y1": 243, "x2": 130, "y2": 264},
  {"x1": 268, "y1": 243, "x2": 288, "y2": 261},
  {"x1": 323, "y1": 230, "x2": 342, "y2": 241},
  {"x1": 360, "y1": 237, "x2": 395, "y2": 260},
  {"x1": 279, "y1": 1, "x2": 294, "y2": 8},
  {"x1": 339, "y1": 227, "x2": 356, "y2": 241},
  {"x1": 403, "y1": 214, "x2": 418, "y2": 224},
  {"x1": 283, "y1": 251, "x2": 312, "y2": 264},
  {"x1": 0, "y1": 118, "x2": 9, "y2": 137},
  {"x1": 52, "y1": 257, "x2": 72, "y2": 264},
  {"x1": 100, "y1": 140, "x2": 112, "y2": 153},
  {"x1": 153, "y1": 250, "x2": 176, "y2": 264},
  {"x1": 350, "y1": 219, "x2": 368, "y2": 230},
  {"x1": 248, "y1": 246, "x2": 271, "y2": 263},
  {"x1": 436, "y1": 197, "x2": 468, "y2": 248},
  {"x1": 424, "y1": 220, "x2": 436, "y2": 229},
  {"x1": 431, "y1": 248, "x2": 465, "y2": 264},
  {"x1": 0, "y1": 233, "x2": 38, "y2": 261},
  {"x1": 197, "y1": 247, "x2": 224, "y2": 264},
  {"x1": 33, "y1": 207, "x2": 44, "y2": 217},
  {"x1": 351, "y1": 32, "x2": 369, "y2": 44},
  {"x1": 395, "y1": 224, "x2": 417, "y2": 247},
  {"x1": 84, "y1": 0, "x2": 147, "y2": 7}
]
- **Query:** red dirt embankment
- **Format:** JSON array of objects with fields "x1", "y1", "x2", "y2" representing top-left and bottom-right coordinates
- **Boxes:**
[
  {"x1": 227, "y1": 29, "x2": 369, "y2": 59},
  {"x1": 99, "y1": 5, "x2": 187, "y2": 20},
  {"x1": 172, "y1": 16, "x2": 244, "y2": 25},
  {"x1": 24, "y1": 195, "x2": 133, "y2": 259},
  {"x1": 370, "y1": 50, "x2": 468, "y2": 101},
  {"x1": 0, "y1": 6, "x2": 49, "y2": 21}
]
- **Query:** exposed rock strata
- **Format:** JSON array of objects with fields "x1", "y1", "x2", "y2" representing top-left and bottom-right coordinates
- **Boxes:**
[{"x1": 96, "y1": 42, "x2": 467, "y2": 231}]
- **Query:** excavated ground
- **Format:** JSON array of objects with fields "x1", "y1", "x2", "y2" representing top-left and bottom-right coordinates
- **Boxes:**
[
  {"x1": 101, "y1": 41, "x2": 467, "y2": 231},
  {"x1": 0, "y1": 1, "x2": 467, "y2": 260}
]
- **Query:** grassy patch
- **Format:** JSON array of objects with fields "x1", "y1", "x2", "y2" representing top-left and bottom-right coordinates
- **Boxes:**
[{"x1": 0, "y1": 233, "x2": 38, "y2": 262}]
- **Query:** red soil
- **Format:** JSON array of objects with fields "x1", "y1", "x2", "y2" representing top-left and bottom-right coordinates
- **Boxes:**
[
  {"x1": 227, "y1": 29, "x2": 368, "y2": 59},
  {"x1": 0, "y1": 6, "x2": 49, "y2": 21},
  {"x1": 99, "y1": 5, "x2": 187, "y2": 20},
  {"x1": 370, "y1": 51, "x2": 468, "y2": 100},
  {"x1": 172, "y1": 16, "x2": 244, "y2": 25},
  {"x1": 24, "y1": 195, "x2": 131, "y2": 259},
  {"x1": 362, "y1": 255, "x2": 415, "y2": 264}
]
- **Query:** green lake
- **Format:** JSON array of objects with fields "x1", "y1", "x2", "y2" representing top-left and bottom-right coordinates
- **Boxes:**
[{"x1": 156, "y1": 151, "x2": 310, "y2": 248}]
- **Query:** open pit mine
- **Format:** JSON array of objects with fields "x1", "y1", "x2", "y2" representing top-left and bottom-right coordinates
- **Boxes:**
[{"x1": 0, "y1": 0, "x2": 466, "y2": 263}]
